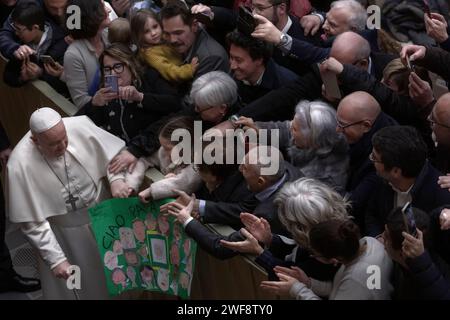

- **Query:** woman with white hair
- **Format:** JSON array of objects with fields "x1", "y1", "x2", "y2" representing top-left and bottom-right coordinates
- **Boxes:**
[
  {"x1": 236, "y1": 100, "x2": 349, "y2": 194},
  {"x1": 187, "y1": 70, "x2": 241, "y2": 126}
]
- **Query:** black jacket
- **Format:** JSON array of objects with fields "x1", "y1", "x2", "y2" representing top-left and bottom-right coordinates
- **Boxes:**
[
  {"x1": 237, "y1": 53, "x2": 395, "y2": 122},
  {"x1": 347, "y1": 112, "x2": 398, "y2": 229},
  {"x1": 0, "y1": 0, "x2": 67, "y2": 59},
  {"x1": 365, "y1": 161, "x2": 450, "y2": 236},
  {"x1": 339, "y1": 63, "x2": 434, "y2": 151},
  {"x1": 203, "y1": 161, "x2": 303, "y2": 233},
  {"x1": 237, "y1": 58, "x2": 299, "y2": 105}
]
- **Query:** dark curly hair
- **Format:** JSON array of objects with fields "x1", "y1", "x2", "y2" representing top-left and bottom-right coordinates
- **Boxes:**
[{"x1": 226, "y1": 29, "x2": 273, "y2": 64}]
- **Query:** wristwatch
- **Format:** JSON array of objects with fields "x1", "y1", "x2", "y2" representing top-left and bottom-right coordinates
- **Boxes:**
[{"x1": 278, "y1": 33, "x2": 289, "y2": 47}]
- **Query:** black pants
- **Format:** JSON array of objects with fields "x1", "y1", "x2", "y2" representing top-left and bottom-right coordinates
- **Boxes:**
[{"x1": 0, "y1": 182, "x2": 13, "y2": 279}]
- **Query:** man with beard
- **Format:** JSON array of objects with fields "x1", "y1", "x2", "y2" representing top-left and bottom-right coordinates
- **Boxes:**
[
  {"x1": 365, "y1": 125, "x2": 450, "y2": 237},
  {"x1": 160, "y1": 1, "x2": 229, "y2": 84}
]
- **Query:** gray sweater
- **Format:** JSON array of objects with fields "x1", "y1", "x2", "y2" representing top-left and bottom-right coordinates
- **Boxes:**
[{"x1": 290, "y1": 237, "x2": 394, "y2": 300}]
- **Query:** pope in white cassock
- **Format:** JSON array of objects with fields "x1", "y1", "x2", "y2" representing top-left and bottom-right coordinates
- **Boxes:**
[{"x1": 5, "y1": 107, "x2": 130, "y2": 299}]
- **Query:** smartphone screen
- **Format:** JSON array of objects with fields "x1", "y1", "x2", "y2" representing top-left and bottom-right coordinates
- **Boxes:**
[
  {"x1": 40, "y1": 55, "x2": 56, "y2": 67},
  {"x1": 104, "y1": 75, "x2": 119, "y2": 94},
  {"x1": 402, "y1": 202, "x2": 418, "y2": 237},
  {"x1": 405, "y1": 55, "x2": 415, "y2": 72}
]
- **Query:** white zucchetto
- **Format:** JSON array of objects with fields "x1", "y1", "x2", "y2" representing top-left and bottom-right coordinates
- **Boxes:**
[{"x1": 30, "y1": 107, "x2": 62, "y2": 133}]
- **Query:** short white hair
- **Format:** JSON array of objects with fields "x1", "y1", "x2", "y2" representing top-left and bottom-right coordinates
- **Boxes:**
[
  {"x1": 294, "y1": 100, "x2": 341, "y2": 153},
  {"x1": 189, "y1": 71, "x2": 238, "y2": 108},
  {"x1": 330, "y1": 0, "x2": 368, "y2": 31},
  {"x1": 275, "y1": 178, "x2": 350, "y2": 247}
]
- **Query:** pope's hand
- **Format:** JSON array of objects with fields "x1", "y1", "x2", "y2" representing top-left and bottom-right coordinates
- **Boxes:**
[
  {"x1": 111, "y1": 179, "x2": 131, "y2": 198},
  {"x1": 52, "y1": 260, "x2": 72, "y2": 280}
]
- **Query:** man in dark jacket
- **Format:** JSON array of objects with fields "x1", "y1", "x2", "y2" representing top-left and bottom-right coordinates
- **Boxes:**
[
  {"x1": 0, "y1": 0, "x2": 68, "y2": 60},
  {"x1": 3, "y1": 1, "x2": 68, "y2": 94},
  {"x1": 366, "y1": 126, "x2": 450, "y2": 237},
  {"x1": 226, "y1": 30, "x2": 298, "y2": 105},
  {"x1": 336, "y1": 91, "x2": 397, "y2": 230},
  {"x1": 237, "y1": 31, "x2": 395, "y2": 122}
]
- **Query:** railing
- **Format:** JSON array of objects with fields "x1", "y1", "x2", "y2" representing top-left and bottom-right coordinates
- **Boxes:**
[{"x1": 0, "y1": 56, "x2": 275, "y2": 299}]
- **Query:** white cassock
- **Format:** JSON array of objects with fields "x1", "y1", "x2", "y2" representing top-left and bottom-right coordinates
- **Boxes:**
[{"x1": 6, "y1": 116, "x2": 126, "y2": 300}]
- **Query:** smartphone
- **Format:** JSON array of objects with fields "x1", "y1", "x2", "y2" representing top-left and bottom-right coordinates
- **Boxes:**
[
  {"x1": 401, "y1": 202, "x2": 418, "y2": 237},
  {"x1": 237, "y1": 5, "x2": 257, "y2": 36},
  {"x1": 405, "y1": 55, "x2": 415, "y2": 72},
  {"x1": 40, "y1": 55, "x2": 56, "y2": 67},
  {"x1": 104, "y1": 74, "x2": 119, "y2": 94},
  {"x1": 423, "y1": 0, "x2": 431, "y2": 18},
  {"x1": 319, "y1": 65, "x2": 342, "y2": 99}
]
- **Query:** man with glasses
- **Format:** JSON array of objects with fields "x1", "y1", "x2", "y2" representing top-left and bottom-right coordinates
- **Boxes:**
[
  {"x1": 3, "y1": 1, "x2": 68, "y2": 90},
  {"x1": 160, "y1": 2, "x2": 229, "y2": 83},
  {"x1": 336, "y1": 91, "x2": 397, "y2": 231},
  {"x1": 428, "y1": 93, "x2": 450, "y2": 190},
  {"x1": 0, "y1": 0, "x2": 68, "y2": 61},
  {"x1": 366, "y1": 126, "x2": 450, "y2": 237}
]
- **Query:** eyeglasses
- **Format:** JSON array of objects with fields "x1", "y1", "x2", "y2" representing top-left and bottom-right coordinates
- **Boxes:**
[
  {"x1": 10, "y1": 22, "x2": 28, "y2": 33},
  {"x1": 335, "y1": 117, "x2": 369, "y2": 130},
  {"x1": 103, "y1": 63, "x2": 125, "y2": 75},
  {"x1": 369, "y1": 152, "x2": 382, "y2": 163},
  {"x1": 427, "y1": 115, "x2": 450, "y2": 130},
  {"x1": 250, "y1": 2, "x2": 282, "y2": 12}
]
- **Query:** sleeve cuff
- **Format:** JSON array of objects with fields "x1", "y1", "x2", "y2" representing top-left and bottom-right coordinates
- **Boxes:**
[
  {"x1": 199, "y1": 200, "x2": 206, "y2": 217},
  {"x1": 183, "y1": 217, "x2": 194, "y2": 228}
]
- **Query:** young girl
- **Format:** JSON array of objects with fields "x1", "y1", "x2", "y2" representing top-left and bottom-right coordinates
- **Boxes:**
[
  {"x1": 130, "y1": 9, "x2": 198, "y2": 84},
  {"x1": 126, "y1": 116, "x2": 202, "y2": 201}
]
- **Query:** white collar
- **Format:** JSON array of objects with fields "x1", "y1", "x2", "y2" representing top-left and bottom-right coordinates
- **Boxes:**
[
  {"x1": 281, "y1": 16, "x2": 292, "y2": 34},
  {"x1": 242, "y1": 68, "x2": 265, "y2": 86}
]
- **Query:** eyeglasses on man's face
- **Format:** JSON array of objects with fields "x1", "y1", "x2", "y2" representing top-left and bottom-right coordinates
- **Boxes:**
[
  {"x1": 103, "y1": 63, "x2": 125, "y2": 75},
  {"x1": 335, "y1": 116, "x2": 369, "y2": 130},
  {"x1": 427, "y1": 114, "x2": 450, "y2": 130},
  {"x1": 10, "y1": 22, "x2": 28, "y2": 34},
  {"x1": 250, "y1": 1, "x2": 282, "y2": 12}
]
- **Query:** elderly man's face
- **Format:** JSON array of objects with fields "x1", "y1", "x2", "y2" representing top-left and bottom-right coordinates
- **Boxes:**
[
  {"x1": 162, "y1": 15, "x2": 197, "y2": 56},
  {"x1": 336, "y1": 105, "x2": 371, "y2": 144},
  {"x1": 322, "y1": 8, "x2": 351, "y2": 40},
  {"x1": 429, "y1": 107, "x2": 450, "y2": 148},
  {"x1": 239, "y1": 160, "x2": 263, "y2": 193},
  {"x1": 33, "y1": 121, "x2": 68, "y2": 158}
]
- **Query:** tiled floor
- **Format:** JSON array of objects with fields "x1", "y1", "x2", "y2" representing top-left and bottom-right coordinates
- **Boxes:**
[{"x1": 0, "y1": 221, "x2": 42, "y2": 300}]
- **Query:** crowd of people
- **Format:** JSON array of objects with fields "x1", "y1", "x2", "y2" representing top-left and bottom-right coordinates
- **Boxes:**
[{"x1": 1, "y1": 0, "x2": 450, "y2": 300}]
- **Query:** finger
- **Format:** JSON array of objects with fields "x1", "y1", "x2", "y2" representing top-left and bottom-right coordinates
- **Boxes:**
[
  {"x1": 311, "y1": 24, "x2": 320, "y2": 36},
  {"x1": 239, "y1": 228, "x2": 255, "y2": 241},
  {"x1": 219, "y1": 240, "x2": 242, "y2": 250},
  {"x1": 276, "y1": 272, "x2": 292, "y2": 282},
  {"x1": 128, "y1": 161, "x2": 137, "y2": 173},
  {"x1": 252, "y1": 13, "x2": 268, "y2": 24}
]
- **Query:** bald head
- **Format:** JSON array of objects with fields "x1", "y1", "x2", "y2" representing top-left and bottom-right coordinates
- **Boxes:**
[
  {"x1": 336, "y1": 92, "x2": 380, "y2": 144},
  {"x1": 339, "y1": 91, "x2": 381, "y2": 121},
  {"x1": 434, "y1": 93, "x2": 450, "y2": 126},
  {"x1": 330, "y1": 31, "x2": 371, "y2": 66},
  {"x1": 431, "y1": 93, "x2": 450, "y2": 147}
]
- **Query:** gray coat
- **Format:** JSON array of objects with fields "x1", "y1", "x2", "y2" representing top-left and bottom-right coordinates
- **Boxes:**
[
  {"x1": 258, "y1": 120, "x2": 349, "y2": 194},
  {"x1": 184, "y1": 27, "x2": 230, "y2": 79}
]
